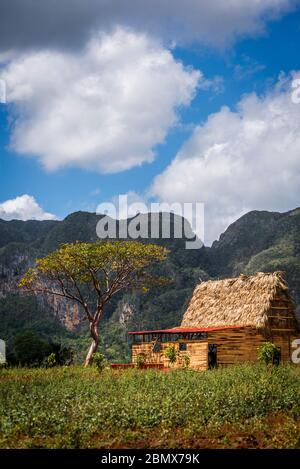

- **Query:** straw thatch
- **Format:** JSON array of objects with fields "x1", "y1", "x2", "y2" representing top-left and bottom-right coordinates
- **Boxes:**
[{"x1": 181, "y1": 271, "x2": 298, "y2": 330}]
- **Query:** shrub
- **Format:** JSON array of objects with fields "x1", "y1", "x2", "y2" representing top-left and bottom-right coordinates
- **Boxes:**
[
  {"x1": 136, "y1": 353, "x2": 145, "y2": 369},
  {"x1": 92, "y1": 352, "x2": 108, "y2": 372},
  {"x1": 258, "y1": 342, "x2": 281, "y2": 365},
  {"x1": 164, "y1": 345, "x2": 179, "y2": 365},
  {"x1": 46, "y1": 353, "x2": 57, "y2": 368},
  {"x1": 182, "y1": 353, "x2": 191, "y2": 369},
  {"x1": 13, "y1": 330, "x2": 51, "y2": 366}
]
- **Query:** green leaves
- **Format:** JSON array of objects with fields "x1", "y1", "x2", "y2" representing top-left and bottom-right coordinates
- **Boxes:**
[
  {"x1": 92, "y1": 352, "x2": 108, "y2": 373},
  {"x1": 46, "y1": 353, "x2": 57, "y2": 368},
  {"x1": 19, "y1": 240, "x2": 169, "y2": 291},
  {"x1": 18, "y1": 268, "x2": 38, "y2": 289},
  {"x1": 164, "y1": 345, "x2": 179, "y2": 364},
  {"x1": 1, "y1": 364, "x2": 300, "y2": 448},
  {"x1": 258, "y1": 342, "x2": 281, "y2": 365}
]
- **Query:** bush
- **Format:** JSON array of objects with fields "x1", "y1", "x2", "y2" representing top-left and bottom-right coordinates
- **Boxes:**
[
  {"x1": 182, "y1": 353, "x2": 191, "y2": 369},
  {"x1": 136, "y1": 353, "x2": 145, "y2": 369},
  {"x1": 164, "y1": 345, "x2": 179, "y2": 365},
  {"x1": 258, "y1": 342, "x2": 281, "y2": 365},
  {"x1": 13, "y1": 330, "x2": 51, "y2": 366},
  {"x1": 45, "y1": 353, "x2": 57, "y2": 368},
  {"x1": 49, "y1": 343, "x2": 74, "y2": 366},
  {"x1": 92, "y1": 352, "x2": 108, "y2": 372},
  {"x1": 11, "y1": 331, "x2": 74, "y2": 367}
]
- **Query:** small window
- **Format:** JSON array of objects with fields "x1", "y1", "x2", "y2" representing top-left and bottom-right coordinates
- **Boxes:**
[{"x1": 179, "y1": 343, "x2": 187, "y2": 351}]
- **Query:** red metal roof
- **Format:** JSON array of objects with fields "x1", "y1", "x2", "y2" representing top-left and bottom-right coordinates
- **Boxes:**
[{"x1": 128, "y1": 325, "x2": 246, "y2": 335}]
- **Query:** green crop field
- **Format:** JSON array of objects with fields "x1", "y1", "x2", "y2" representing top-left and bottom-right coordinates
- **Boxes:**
[{"x1": 1, "y1": 364, "x2": 300, "y2": 449}]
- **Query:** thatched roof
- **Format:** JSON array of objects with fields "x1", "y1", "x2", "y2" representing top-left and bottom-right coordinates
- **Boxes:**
[{"x1": 181, "y1": 271, "x2": 298, "y2": 330}]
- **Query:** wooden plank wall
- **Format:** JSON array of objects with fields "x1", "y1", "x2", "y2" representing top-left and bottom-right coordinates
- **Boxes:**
[
  {"x1": 208, "y1": 326, "x2": 297, "y2": 365},
  {"x1": 268, "y1": 293, "x2": 299, "y2": 335},
  {"x1": 187, "y1": 342, "x2": 208, "y2": 370},
  {"x1": 207, "y1": 328, "x2": 265, "y2": 366},
  {"x1": 267, "y1": 292, "x2": 299, "y2": 362},
  {"x1": 132, "y1": 341, "x2": 208, "y2": 370},
  {"x1": 271, "y1": 334, "x2": 291, "y2": 362}
]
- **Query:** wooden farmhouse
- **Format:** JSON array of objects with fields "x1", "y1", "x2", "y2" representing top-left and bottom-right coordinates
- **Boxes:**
[{"x1": 129, "y1": 272, "x2": 300, "y2": 370}]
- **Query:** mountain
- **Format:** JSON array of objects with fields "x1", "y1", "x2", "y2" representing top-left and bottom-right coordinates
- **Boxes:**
[
  {"x1": 0, "y1": 207, "x2": 299, "y2": 362},
  {"x1": 0, "y1": 219, "x2": 59, "y2": 249}
]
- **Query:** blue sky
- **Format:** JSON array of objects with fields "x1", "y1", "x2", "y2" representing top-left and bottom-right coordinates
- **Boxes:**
[{"x1": 1, "y1": 1, "x2": 300, "y2": 243}]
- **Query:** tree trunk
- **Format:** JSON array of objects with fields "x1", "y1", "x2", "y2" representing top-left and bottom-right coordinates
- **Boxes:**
[{"x1": 84, "y1": 322, "x2": 99, "y2": 367}]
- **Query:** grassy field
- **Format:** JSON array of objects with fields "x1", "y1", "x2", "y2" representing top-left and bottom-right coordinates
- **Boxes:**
[{"x1": 1, "y1": 364, "x2": 300, "y2": 449}]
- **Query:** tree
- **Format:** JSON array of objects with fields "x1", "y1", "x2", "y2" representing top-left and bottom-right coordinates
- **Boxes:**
[
  {"x1": 19, "y1": 241, "x2": 169, "y2": 366},
  {"x1": 14, "y1": 330, "x2": 51, "y2": 366}
]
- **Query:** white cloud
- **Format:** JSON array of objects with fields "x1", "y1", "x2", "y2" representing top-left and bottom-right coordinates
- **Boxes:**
[
  {"x1": 198, "y1": 75, "x2": 225, "y2": 95},
  {"x1": 0, "y1": 195, "x2": 57, "y2": 221},
  {"x1": 151, "y1": 73, "x2": 300, "y2": 245},
  {"x1": 2, "y1": 28, "x2": 200, "y2": 173}
]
